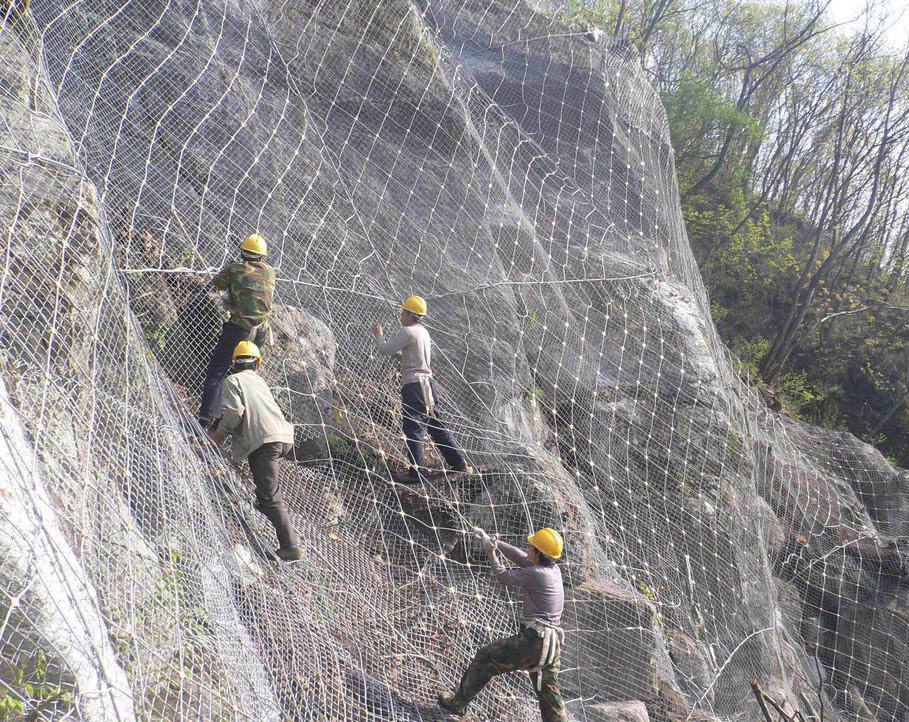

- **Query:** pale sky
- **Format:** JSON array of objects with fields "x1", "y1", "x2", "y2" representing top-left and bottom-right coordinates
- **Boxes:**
[{"x1": 825, "y1": 0, "x2": 908, "y2": 50}]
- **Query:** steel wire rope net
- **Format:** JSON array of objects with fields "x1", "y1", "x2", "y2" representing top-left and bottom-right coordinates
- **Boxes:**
[{"x1": 0, "y1": 1, "x2": 906, "y2": 721}]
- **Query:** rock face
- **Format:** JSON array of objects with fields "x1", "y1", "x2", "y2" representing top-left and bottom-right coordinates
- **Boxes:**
[
  {"x1": 0, "y1": 2, "x2": 906, "y2": 722},
  {"x1": 566, "y1": 699, "x2": 652, "y2": 722}
]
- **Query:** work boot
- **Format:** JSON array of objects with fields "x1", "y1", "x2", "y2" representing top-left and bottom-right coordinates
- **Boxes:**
[
  {"x1": 454, "y1": 464, "x2": 474, "y2": 475},
  {"x1": 401, "y1": 468, "x2": 422, "y2": 484},
  {"x1": 275, "y1": 546, "x2": 303, "y2": 562},
  {"x1": 436, "y1": 691, "x2": 465, "y2": 716}
]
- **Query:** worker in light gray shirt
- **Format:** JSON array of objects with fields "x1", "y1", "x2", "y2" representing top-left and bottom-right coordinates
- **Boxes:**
[
  {"x1": 372, "y1": 294, "x2": 471, "y2": 481},
  {"x1": 209, "y1": 341, "x2": 302, "y2": 562},
  {"x1": 438, "y1": 527, "x2": 568, "y2": 721}
]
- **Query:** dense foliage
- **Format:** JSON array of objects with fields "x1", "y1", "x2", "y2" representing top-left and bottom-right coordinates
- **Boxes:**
[{"x1": 561, "y1": 0, "x2": 909, "y2": 464}]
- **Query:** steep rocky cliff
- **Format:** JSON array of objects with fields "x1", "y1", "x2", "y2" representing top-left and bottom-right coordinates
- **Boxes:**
[{"x1": 0, "y1": 1, "x2": 906, "y2": 721}]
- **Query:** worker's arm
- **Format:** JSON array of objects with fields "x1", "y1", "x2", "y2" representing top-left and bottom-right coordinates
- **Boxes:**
[
  {"x1": 489, "y1": 550, "x2": 537, "y2": 588},
  {"x1": 496, "y1": 540, "x2": 533, "y2": 568},
  {"x1": 373, "y1": 326, "x2": 410, "y2": 355},
  {"x1": 214, "y1": 379, "x2": 245, "y2": 437},
  {"x1": 472, "y1": 528, "x2": 533, "y2": 586},
  {"x1": 212, "y1": 266, "x2": 231, "y2": 291}
]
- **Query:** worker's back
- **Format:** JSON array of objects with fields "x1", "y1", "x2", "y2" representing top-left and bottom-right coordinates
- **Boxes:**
[
  {"x1": 220, "y1": 370, "x2": 293, "y2": 460},
  {"x1": 401, "y1": 324, "x2": 432, "y2": 383},
  {"x1": 214, "y1": 259, "x2": 275, "y2": 329},
  {"x1": 519, "y1": 563, "x2": 563, "y2": 626},
  {"x1": 492, "y1": 541, "x2": 564, "y2": 625},
  {"x1": 374, "y1": 324, "x2": 433, "y2": 384}
]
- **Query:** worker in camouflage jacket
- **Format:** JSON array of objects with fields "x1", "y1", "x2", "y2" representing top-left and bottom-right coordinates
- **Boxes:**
[
  {"x1": 199, "y1": 233, "x2": 274, "y2": 429},
  {"x1": 438, "y1": 527, "x2": 568, "y2": 721}
]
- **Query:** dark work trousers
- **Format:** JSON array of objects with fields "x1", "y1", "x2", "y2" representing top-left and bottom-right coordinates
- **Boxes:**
[
  {"x1": 248, "y1": 441, "x2": 299, "y2": 550},
  {"x1": 401, "y1": 380, "x2": 466, "y2": 471},
  {"x1": 198, "y1": 321, "x2": 267, "y2": 421}
]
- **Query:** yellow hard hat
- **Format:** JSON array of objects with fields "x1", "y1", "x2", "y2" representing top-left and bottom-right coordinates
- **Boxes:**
[
  {"x1": 232, "y1": 340, "x2": 262, "y2": 362},
  {"x1": 401, "y1": 295, "x2": 427, "y2": 316},
  {"x1": 528, "y1": 527, "x2": 564, "y2": 559},
  {"x1": 239, "y1": 233, "x2": 267, "y2": 256}
]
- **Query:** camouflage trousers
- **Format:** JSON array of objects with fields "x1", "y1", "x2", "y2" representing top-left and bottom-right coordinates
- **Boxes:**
[{"x1": 450, "y1": 625, "x2": 567, "y2": 721}]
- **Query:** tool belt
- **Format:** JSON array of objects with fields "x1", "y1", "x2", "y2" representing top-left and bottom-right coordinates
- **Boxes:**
[
  {"x1": 417, "y1": 374, "x2": 436, "y2": 418},
  {"x1": 243, "y1": 320, "x2": 272, "y2": 346},
  {"x1": 524, "y1": 619, "x2": 564, "y2": 690}
]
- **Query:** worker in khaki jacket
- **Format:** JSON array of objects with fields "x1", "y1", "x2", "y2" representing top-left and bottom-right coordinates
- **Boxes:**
[
  {"x1": 372, "y1": 295, "x2": 471, "y2": 481},
  {"x1": 209, "y1": 341, "x2": 302, "y2": 562},
  {"x1": 199, "y1": 233, "x2": 274, "y2": 429},
  {"x1": 438, "y1": 527, "x2": 567, "y2": 721}
]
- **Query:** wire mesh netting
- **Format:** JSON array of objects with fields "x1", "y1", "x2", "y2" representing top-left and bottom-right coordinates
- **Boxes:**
[{"x1": 0, "y1": 1, "x2": 906, "y2": 721}]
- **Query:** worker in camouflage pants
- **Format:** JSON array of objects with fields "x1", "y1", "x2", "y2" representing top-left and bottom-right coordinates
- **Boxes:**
[
  {"x1": 199, "y1": 233, "x2": 274, "y2": 429},
  {"x1": 438, "y1": 528, "x2": 568, "y2": 721}
]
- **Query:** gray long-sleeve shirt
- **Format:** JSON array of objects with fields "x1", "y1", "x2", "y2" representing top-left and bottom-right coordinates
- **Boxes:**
[
  {"x1": 491, "y1": 541, "x2": 564, "y2": 626},
  {"x1": 373, "y1": 324, "x2": 432, "y2": 385}
]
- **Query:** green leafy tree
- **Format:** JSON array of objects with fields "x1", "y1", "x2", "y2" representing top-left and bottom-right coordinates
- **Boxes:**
[{"x1": 559, "y1": 0, "x2": 909, "y2": 465}]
